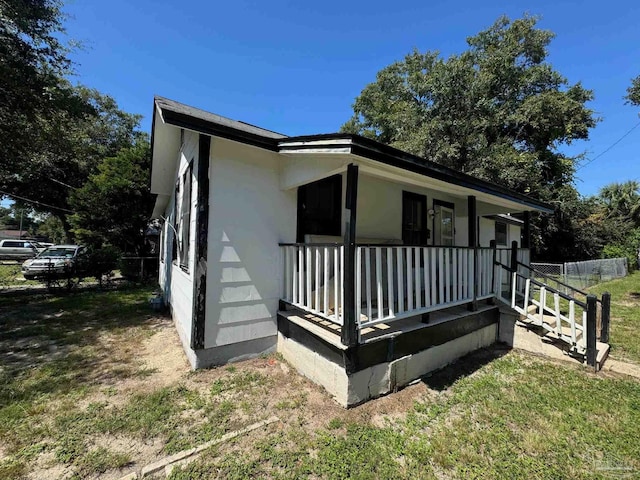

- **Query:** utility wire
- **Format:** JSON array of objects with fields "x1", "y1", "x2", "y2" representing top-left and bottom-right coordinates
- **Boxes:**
[
  {"x1": 576, "y1": 120, "x2": 640, "y2": 171},
  {"x1": 0, "y1": 189, "x2": 74, "y2": 213},
  {"x1": 48, "y1": 178, "x2": 78, "y2": 190}
]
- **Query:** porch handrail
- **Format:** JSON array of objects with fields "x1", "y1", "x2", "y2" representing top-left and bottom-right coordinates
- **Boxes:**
[
  {"x1": 279, "y1": 242, "x2": 343, "y2": 247},
  {"x1": 494, "y1": 254, "x2": 610, "y2": 369},
  {"x1": 496, "y1": 261, "x2": 587, "y2": 308}
]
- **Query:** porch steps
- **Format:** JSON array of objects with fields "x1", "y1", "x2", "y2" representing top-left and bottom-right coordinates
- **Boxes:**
[{"x1": 501, "y1": 309, "x2": 610, "y2": 371}]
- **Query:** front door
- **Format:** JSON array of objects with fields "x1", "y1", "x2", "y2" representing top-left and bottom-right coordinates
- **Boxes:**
[
  {"x1": 402, "y1": 192, "x2": 428, "y2": 245},
  {"x1": 433, "y1": 200, "x2": 455, "y2": 246}
]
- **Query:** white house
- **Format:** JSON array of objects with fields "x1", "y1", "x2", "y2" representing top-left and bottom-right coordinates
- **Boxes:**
[{"x1": 151, "y1": 96, "x2": 579, "y2": 406}]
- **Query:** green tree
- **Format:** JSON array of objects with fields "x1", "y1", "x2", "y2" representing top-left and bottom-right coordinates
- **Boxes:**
[
  {"x1": 1, "y1": 1, "x2": 142, "y2": 226},
  {"x1": 0, "y1": 204, "x2": 41, "y2": 233},
  {"x1": 599, "y1": 181, "x2": 640, "y2": 225},
  {"x1": 69, "y1": 139, "x2": 155, "y2": 254},
  {"x1": 342, "y1": 15, "x2": 598, "y2": 258},
  {"x1": 626, "y1": 75, "x2": 640, "y2": 107},
  {"x1": 36, "y1": 214, "x2": 66, "y2": 243},
  {"x1": 343, "y1": 15, "x2": 596, "y2": 195}
]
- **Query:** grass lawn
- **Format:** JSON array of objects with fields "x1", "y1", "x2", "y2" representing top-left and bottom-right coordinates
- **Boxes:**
[
  {"x1": 0, "y1": 263, "x2": 39, "y2": 288},
  {"x1": 1, "y1": 285, "x2": 640, "y2": 479},
  {"x1": 590, "y1": 271, "x2": 640, "y2": 364}
]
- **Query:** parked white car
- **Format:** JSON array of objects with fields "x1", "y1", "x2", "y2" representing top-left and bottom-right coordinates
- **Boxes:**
[
  {"x1": 0, "y1": 239, "x2": 45, "y2": 261},
  {"x1": 22, "y1": 245, "x2": 86, "y2": 280}
]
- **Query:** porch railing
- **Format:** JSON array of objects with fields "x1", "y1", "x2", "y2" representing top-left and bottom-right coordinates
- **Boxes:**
[
  {"x1": 281, "y1": 243, "x2": 344, "y2": 324},
  {"x1": 356, "y1": 246, "x2": 478, "y2": 328},
  {"x1": 494, "y1": 252, "x2": 611, "y2": 370},
  {"x1": 280, "y1": 243, "x2": 525, "y2": 329}
]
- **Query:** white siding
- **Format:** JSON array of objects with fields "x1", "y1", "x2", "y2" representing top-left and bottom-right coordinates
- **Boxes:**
[
  {"x1": 479, "y1": 217, "x2": 495, "y2": 247},
  {"x1": 509, "y1": 224, "x2": 521, "y2": 247},
  {"x1": 356, "y1": 173, "x2": 470, "y2": 246},
  {"x1": 477, "y1": 217, "x2": 522, "y2": 247},
  {"x1": 158, "y1": 130, "x2": 200, "y2": 346},
  {"x1": 205, "y1": 138, "x2": 297, "y2": 349}
]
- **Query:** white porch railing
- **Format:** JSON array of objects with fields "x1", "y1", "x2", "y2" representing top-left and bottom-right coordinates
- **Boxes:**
[
  {"x1": 281, "y1": 244, "x2": 344, "y2": 324},
  {"x1": 495, "y1": 261, "x2": 588, "y2": 351},
  {"x1": 280, "y1": 243, "x2": 531, "y2": 330},
  {"x1": 356, "y1": 246, "x2": 472, "y2": 327}
]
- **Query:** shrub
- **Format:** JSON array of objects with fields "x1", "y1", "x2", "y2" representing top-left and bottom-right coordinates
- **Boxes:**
[{"x1": 76, "y1": 246, "x2": 120, "y2": 286}]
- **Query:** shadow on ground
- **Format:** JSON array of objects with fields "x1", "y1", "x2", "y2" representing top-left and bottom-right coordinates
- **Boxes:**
[{"x1": 420, "y1": 345, "x2": 511, "y2": 391}]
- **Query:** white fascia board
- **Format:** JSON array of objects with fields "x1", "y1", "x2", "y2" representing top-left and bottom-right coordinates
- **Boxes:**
[
  {"x1": 279, "y1": 147, "x2": 352, "y2": 155},
  {"x1": 152, "y1": 194, "x2": 170, "y2": 219},
  {"x1": 278, "y1": 138, "x2": 353, "y2": 148},
  {"x1": 150, "y1": 107, "x2": 181, "y2": 196}
]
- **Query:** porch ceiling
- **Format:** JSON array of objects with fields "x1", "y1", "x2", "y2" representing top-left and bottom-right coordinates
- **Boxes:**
[
  {"x1": 281, "y1": 137, "x2": 552, "y2": 213},
  {"x1": 279, "y1": 142, "x2": 551, "y2": 214}
]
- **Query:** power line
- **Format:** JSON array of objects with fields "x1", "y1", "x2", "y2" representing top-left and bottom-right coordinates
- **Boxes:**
[
  {"x1": 0, "y1": 190, "x2": 74, "y2": 213},
  {"x1": 576, "y1": 120, "x2": 640, "y2": 171},
  {"x1": 48, "y1": 178, "x2": 78, "y2": 190}
]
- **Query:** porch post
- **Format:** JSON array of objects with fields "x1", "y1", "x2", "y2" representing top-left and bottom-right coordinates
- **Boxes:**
[
  {"x1": 467, "y1": 196, "x2": 477, "y2": 247},
  {"x1": 191, "y1": 134, "x2": 210, "y2": 350},
  {"x1": 586, "y1": 294, "x2": 598, "y2": 370},
  {"x1": 341, "y1": 164, "x2": 359, "y2": 347},
  {"x1": 468, "y1": 196, "x2": 478, "y2": 311},
  {"x1": 510, "y1": 240, "x2": 519, "y2": 302},
  {"x1": 489, "y1": 239, "x2": 497, "y2": 304},
  {"x1": 600, "y1": 292, "x2": 611, "y2": 344},
  {"x1": 522, "y1": 211, "x2": 531, "y2": 249}
]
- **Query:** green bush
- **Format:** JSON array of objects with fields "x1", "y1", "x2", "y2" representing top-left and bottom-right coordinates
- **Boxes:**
[
  {"x1": 80, "y1": 246, "x2": 120, "y2": 280},
  {"x1": 602, "y1": 228, "x2": 640, "y2": 271}
]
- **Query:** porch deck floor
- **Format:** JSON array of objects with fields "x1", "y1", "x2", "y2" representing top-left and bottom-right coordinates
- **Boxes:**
[{"x1": 279, "y1": 303, "x2": 498, "y2": 350}]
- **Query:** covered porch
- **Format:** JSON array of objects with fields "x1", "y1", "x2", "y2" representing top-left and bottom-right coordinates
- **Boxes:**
[
  {"x1": 273, "y1": 135, "x2": 549, "y2": 406},
  {"x1": 277, "y1": 139, "x2": 540, "y2": 347}
]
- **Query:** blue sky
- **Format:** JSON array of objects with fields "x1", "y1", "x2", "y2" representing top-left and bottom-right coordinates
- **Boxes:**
[{"x1": 61, "y1": 0, "x2": 640, "y2": 197}]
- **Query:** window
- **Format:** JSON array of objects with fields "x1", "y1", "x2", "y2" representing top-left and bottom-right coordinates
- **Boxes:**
[
  {"x1": 4, "y1": 241, "x2": 22, "y2": 247},
  {"x1": 172, "y1": 180, "x2": 180, "y2": 263},
  {"x1": 402, "y1": 192, "x2": 428, "y2": 245},
  {"x1": 180, "y1": 161, "x2": 193, "y2": 269},
  {"x1": 159, "y1": 222, "x2": 165, "y2": 263},
  {"x1": 495, "y1": 221, "x2": 508, "y2": 246},
  {"x1": 296, "y1": 175, "x2": 342, "y2": 242},
  {"x1": 433, "y1": 200, "x2": 455, "y2": 246}
]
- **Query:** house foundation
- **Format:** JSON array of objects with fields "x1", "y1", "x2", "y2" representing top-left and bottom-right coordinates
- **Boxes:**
[{"x1": 277, "y1": 305, "x2": 499, "y2": 407}]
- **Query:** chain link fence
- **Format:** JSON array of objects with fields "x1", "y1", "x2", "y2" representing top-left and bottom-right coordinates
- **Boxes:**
[{"x1": 531, "y1": 257, "x2": 628, "y2": 291}]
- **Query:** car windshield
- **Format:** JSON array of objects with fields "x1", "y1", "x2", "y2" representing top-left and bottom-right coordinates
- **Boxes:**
[{"x1": 37, "y1": 247, "x2": 76, "y2": 258}]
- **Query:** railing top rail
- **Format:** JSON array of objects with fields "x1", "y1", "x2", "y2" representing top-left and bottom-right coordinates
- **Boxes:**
[
  {"x1": 496, "y1": 260, "x2": 589, "y2": 308},
  {"x1": 356, "y1": 244, "x2": 477, "y2": 249},
  {"x1": 516, "y1": 260, "x2": 591, "y2": 298},
  {"x1": 279, "y1": 242, "x2": 343, "y2": 247},
  {"x1": 526, "y1": 276, "x2": 588, "y2": 307}
]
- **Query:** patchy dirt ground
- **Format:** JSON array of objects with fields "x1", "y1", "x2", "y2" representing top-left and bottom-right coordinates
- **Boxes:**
[
  {"x1": 0, "y1": 286, "x2": 447, "y2": 479},
  {"x1": 22, "y1": 317, "x2": 445, "y2": 480},
  {"x1": 3, "y1": 285, "x2": 640, "y2": 480}
]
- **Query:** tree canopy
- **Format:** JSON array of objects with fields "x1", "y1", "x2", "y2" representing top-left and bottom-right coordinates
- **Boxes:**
[
  {"x1": 626, "y1": 75, "x2": 640, "y2": 108},
  {"x1": 69, "y1": 139, "x2": 155, "y2": 254},
  {"x1": 342, "y1": 15, "x2": 598, "y2": 200},
  {"x1": 0, "y1": 0, "x2": 142, "y2": 221}
]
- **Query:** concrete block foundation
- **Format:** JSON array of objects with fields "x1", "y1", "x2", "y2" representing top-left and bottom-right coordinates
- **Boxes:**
[{"x1": 278, "y1": 323, "x2": 497, "y2": 407}]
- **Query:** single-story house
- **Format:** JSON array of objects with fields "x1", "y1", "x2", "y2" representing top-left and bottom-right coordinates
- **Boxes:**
[{"x1": 150, "y1": 96, "x2": 555, "y2": 406}]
